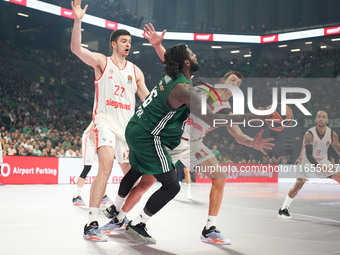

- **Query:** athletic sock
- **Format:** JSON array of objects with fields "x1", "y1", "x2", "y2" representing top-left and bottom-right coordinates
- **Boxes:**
[
  {"x1": 281, "y1": 195, "x2": 294, "y2": 210},
  {"x1": 76, "y1": 186, "x2": 82, "y2": 197},
  {"x1": 206, "y1": 215, "x2": 217, "y2": 229},
  {"x1": 186, "y1": 183, "x2": 191, "y2": 191},
  {"x1": 117, "y1": 210, "x2": 127, "y2": 222},
  {"x1": 114, "y1": 195, "x2": 126, "y2": 212},
  {"x1": 88, "y1": 207, "x2": 98, "y2": 226},
  {"x1": 131, "y1": 210, "x2": 151, "y2": 225}
]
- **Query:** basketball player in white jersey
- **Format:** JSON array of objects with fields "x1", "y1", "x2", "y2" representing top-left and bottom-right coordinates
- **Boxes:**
[
  {"x1": 0, "y1": 134, "x2": 6, "y2": 185},
  {"x1": 278, "y1": 111, "x2": 340, "y2": 218},
  {"x1": 142, "y1": 23, "x2": 275, "y2": 244},
  {"x1": 72, "y1": 121, "x2": 113, "y2": 207},
  {"x1": 71, "y1": 0, "x2": 154, "y2": 242}
]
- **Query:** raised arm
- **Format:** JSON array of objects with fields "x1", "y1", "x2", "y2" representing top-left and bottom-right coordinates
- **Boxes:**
[
  {"x1": 70, "y1": 0, "x2": 106, "y2": 78},
  {"x1": 167, "y1": 82, "x2": 259, "y2": 126},
  {"x1": 144, "y1": 23, "x2": 166, "y2": 62}
]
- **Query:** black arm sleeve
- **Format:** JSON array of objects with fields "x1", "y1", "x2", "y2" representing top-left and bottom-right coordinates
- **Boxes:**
[
  {"x1": 305, "y1": 144, "x2": 319, "y2": 165},
  {"x1": 328, "y1": 145, "x2": 340, "y2": 161}
]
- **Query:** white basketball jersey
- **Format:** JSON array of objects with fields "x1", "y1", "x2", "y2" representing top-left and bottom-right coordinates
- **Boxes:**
[
  {"x1": 182, "y1": 84, "x2": 232, "y2": 141},
  {"x1": 299, "y1": 126, "x2": 332, "y2": 163},
  {"x1": 92, "y1": 57, "x2": 137, "y2": 140}
]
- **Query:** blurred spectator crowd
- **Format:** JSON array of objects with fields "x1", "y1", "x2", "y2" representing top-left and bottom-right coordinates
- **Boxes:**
[{"x1": 1, "y1": 37, "x2": 339, "y2": 163}]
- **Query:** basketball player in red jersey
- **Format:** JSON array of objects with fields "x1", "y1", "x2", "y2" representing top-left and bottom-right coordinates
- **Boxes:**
[{"x1": 71, "y1": 0, "x2": 155, "y2": 241}]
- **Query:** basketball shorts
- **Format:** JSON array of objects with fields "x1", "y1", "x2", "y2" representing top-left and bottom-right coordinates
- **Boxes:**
[
  {"x1": 169, "y1": 139, "x2": 227, "y2": 178},
  {"x1": 297, "y1": 159, "x2": 339, "y2": 179},
  {"x1": 94, "y1": 123, "x2": 129, "y2": 163},
  {"x1": 125, "y1": 122, "x2": 174, "y2": 175},
  {"x1": 82, "y1": 132, "x2": 96, "y2": 166}
]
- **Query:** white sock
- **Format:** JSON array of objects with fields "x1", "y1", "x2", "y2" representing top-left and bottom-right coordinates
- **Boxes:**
[
  {"x1": 206, "y1": 215, "x2": 217, "y2": 229},
  {"x1": 281, "y1": 195, "x2": 294, "y2": 210},
  {"x1": 114, "y1": 195, "x2": 126, "y2": 212},
  {"x1": 131, "y1": 210, "x2": 152, "y2": 225},
  {"x1": 117, "y1": 210, "x2": 127, "y2": 222},
  {"x1": 88, "y1": 207, "x2": 98, "y2": 225},
  {"x1": 76, "y1": 187, "x2": 82, "y2": 197},
  {"x1": 186, "y1": 184, "x2": 192, "y2": 197}
]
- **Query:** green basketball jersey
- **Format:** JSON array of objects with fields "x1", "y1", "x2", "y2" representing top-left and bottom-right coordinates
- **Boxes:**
[{"x1": 131, "y1": 73, "x2": 190, "y2": 150}]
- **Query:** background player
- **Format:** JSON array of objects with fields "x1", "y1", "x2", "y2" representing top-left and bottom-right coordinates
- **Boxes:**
[
  {"x1": 71, "y1": 0, "x2": 154, "y2": 242},
  {"x1": 278, "y1": 111, "x2": 340, "y2": 218},
  {"x1": 72, "y1": 121, "x2": 113, "y2": 206}
]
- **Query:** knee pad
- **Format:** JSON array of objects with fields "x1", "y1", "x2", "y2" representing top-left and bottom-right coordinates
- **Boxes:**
[
  {"x1": 118, "y1": 167, "x2": 143, "y2": 197},
  {"x1": 163, "y1": 179, "x2": 181, "y2": 198},
  {"x1": 79, "y1": 165, "x2": 92, "y2": 179}
]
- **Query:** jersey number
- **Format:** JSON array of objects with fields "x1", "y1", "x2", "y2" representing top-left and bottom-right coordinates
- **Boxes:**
[
  {"x1": 142, "y1": 88, "x2": 158, "y2": 107},
  {"x1": 114, "y1": 85, "x2": 125, "y2": 97}
]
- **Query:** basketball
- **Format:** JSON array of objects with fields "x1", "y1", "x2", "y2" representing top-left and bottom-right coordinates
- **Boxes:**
[{"x1": 266, "y1": 105, "x2": 294, "y2": 132}]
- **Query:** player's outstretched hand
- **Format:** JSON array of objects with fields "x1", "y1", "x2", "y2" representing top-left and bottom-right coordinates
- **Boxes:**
[
  {"x1": 143, "y1": 23, "x2": 166, "y2": 46},
  {"x1": 252, "y1": 129, "x2": 275, "y2": 155},
  {"x1": 71, "y1": 0, "x2": 88, "y2": 21}
]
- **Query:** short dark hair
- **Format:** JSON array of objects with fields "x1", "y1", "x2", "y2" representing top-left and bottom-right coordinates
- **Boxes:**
[
  {"x1": 223, "y1": 71, "x2": 243, "y2": 80},
  {"x1": 110, "y1": 29, "x2": 131, "y2": 43},
  {"x1": 163, "y1": 44, "x2": 189, "y2": 78}
]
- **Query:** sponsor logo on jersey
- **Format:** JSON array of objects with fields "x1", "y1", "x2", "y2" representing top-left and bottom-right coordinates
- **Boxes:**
[
  {"x1": 109, "y1": 69, "x2": 114, "y2": 74},
  {"x1": 195, "y1": 152, "x2": 202, "y2": 160},
  {"x1": 106, "y1": 98, "x2": 131, "y2": 110},
  {"x1": 127, "y1": 75, "x2": 132, "y2": 84},
  {"x1": 187, "y1": 117, "x2": 203, "y2": 132},
  {"x1": 160, "y1": 84, "x2": 164, "y2": 91}
]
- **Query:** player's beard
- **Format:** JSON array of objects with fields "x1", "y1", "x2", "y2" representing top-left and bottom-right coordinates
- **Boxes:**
[{"x1": 190, "y1": 60, "x2": 200, "y2": 72}]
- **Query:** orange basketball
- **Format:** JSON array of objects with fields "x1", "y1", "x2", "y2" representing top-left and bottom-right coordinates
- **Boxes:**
[{"x1": 266, "y1": 105, "x2": 294, "y2": 131}]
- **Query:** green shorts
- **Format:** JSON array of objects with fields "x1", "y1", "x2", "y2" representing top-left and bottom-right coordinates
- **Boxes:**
[{"x1": 125, "y1": 121, "x2": 175, "y2": 175}]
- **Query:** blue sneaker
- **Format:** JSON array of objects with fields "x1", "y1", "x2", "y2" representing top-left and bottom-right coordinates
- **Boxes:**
[
  {"x1": 100, "y1": 216, "x2": 125, "y2": 235},
  {"x1": 200, "y1": 226, "x2": 231, "y2": 245},
  {"x1": 83, "y1": 221, "x2": 108, "y2": 242},
  {"x1": 72, "y1": 196, "x2": 86, "y2": 206},
  {"x1": 101, "y1": 195, "x2": 113, "y2": 205}
]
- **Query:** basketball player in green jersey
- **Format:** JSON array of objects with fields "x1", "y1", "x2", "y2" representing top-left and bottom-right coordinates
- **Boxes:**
[{"x1": 108, "y1": 41, "x2": 261, "y2": 243}]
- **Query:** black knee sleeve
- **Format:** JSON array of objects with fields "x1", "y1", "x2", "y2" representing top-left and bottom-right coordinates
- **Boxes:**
[
  {"x1": 118, "y1": 167, "x2": 143, "y2": 198},
  {"x1": 79, "y1": 165, "x2": 92, "y2": 179},
  {"x1": 145, "y1": 170, "x2": 180, "y2": 215}
]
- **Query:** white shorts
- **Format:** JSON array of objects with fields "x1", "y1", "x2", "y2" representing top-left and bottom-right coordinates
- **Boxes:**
[
  {"x1": 169, "y1": 139, "x2": 214, "y2": 171},
  {"x1": 94, "y1": 123, "x2": 129, "y2": 163},
  {"x1": 82, "y1": 130, "x2": 96, "y2": 166},
  {"x1": 297, "y1": 159, "x2": 339, "y2": 179}
]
